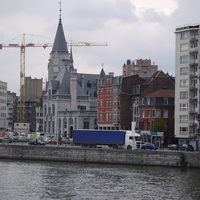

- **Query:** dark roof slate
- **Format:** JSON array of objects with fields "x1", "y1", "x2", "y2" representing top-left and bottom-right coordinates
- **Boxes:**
[
  {"x1": 51, "y1": 19, "x2": 68, "y2": 53},
  {"x1": 145, "y1": 89, "x2": 175, "y2": 98}
]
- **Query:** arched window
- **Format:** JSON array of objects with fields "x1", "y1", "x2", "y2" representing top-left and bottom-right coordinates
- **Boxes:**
[
  {"x1": 48, "y1": 107, "x2": 51, "y2": 115},
  {"x1": 52, "y1": 104, "x2": 55, "y2": 116},
  {"x1": 63, "y1": 118, "x2": 67, "y2": 129},
  {"x1": 44, "y1": 105, "x2": 47, "y2": 116},
  {"x1": 48, "y1": 89, "x2": 51, "y2": 100}
]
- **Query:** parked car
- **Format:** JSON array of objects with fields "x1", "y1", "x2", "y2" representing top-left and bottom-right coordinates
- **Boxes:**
[
  {"x1": 168, "y1": 144, "x2": 179, "y2": 150},
  {"x1": 141, "y1": 143, "x2": 158, "y2": 150},
  {"x1": 180, "y1": 144, "x2": 194, "y2": 151},
  {"x1": 29, "y1": 138, "x2": 46, "y2": 146},
  {"x1": 48, "y1": 137, "x2": 62, "y2": 145},
  {"x1": 9, "y1": 135, "x2": 19, "y2": 142},
  {"x1": 61, "y1": 137, "x2": 71, "y2": 144},
  {"x1": 18, "y1": 135, "x2": 29, "y2": 142},
  {"x1": 2, "y1": 136, "x2": 12, "y2": 143}
]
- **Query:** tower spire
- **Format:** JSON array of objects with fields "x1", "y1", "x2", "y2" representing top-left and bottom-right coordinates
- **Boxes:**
[{"x1": 59, "y1": 1, "x2": 62, "y2": 20}]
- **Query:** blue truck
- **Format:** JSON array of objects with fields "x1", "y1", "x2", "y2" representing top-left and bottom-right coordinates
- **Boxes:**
[{"x1": 72, "y1": 129, "x2": 141, "y2": 150}]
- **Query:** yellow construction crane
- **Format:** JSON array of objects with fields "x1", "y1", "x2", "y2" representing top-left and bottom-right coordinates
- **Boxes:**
[{"x1": 0, "y1": 33, "x2": 108, "y2": 123}]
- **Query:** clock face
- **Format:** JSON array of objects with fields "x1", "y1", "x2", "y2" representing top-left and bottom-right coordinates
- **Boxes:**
[{"x1": 52, "y1": 65, "x2": 60, "y2": 73}]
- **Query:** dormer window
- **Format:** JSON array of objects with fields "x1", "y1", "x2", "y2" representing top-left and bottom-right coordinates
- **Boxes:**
[{"x1": 164, "y1": 98, "x2": 168, "y2": 105}]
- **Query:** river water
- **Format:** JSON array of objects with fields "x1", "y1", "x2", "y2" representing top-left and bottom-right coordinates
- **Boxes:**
[{"x1": 0, "y1": 159, "x2": 200, "y2": 200}]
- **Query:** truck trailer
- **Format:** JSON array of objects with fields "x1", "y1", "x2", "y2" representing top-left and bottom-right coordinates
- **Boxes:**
[{"x1": 72, "y1": 129, "x2": 141, "y2": 150}]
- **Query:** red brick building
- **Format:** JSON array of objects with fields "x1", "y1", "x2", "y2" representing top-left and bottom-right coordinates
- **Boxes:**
[
  {"x1": 97, "y1": 71, "x2": 145, "y2": 130},
  {"x1": 139, "y1": 71, "x2": 175, "y2": 145}
]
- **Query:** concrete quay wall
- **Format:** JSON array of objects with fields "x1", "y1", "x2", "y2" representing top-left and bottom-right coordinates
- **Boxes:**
[{"x1": 0, "y1": 145, "x2": 199, "y2": 168}]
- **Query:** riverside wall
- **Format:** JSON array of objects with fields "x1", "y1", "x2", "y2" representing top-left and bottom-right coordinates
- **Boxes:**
[{"x1": 0, "y1": 145, "x2": 200, "y2": 168}]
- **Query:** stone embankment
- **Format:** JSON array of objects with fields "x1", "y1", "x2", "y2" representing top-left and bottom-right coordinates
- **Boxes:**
[{"x1": 0, "y1": 144, "x2": 200, "y2": 168}]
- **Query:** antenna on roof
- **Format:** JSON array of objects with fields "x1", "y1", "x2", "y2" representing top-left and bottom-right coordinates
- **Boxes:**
[{"x1": 59, "y1": 1, "x2": 62, "y2": 20}]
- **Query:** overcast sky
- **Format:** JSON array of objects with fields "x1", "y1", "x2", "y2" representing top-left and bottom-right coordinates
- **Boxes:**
[{"x1": 0, "y1": 0, "x2": 200, "y2": 95}]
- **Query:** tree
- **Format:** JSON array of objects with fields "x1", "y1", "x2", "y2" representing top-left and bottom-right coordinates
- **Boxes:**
[{"x1": 151, "y1": 118, "x2": 167, "y2": 132}]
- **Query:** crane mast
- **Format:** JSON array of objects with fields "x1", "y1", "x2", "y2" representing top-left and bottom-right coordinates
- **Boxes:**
[
  {"x1": 0, "y1": 34, "x2": 107, "y2": 123},
  {"x1": 20, "y1": 34, "x2": 26, "y2": 123}
]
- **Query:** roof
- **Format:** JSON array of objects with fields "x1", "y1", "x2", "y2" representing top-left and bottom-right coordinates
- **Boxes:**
[
  {"x1": 51, "y1": 18, "x2": 68, "y2": 53},
  {"x1": 99, "y1": 68, "x2": 106, "y2": 79},
  {"x1": 145, "y1": 89, "x2": 175, "y2": 98}
]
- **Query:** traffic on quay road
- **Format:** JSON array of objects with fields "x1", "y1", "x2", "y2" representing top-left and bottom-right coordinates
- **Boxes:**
[{"x1": 0, "y1": 130, "x2": 196, "y2": 152}]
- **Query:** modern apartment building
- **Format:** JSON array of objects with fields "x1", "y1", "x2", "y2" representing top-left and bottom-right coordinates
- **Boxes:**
[
  {"x1": 0, "y1": 80, "x2": 7, "y2": 131},
  {"x1": 174, "y1": 24, "x2": 200, "y2": 148},
  {"x1": 7, "y1": 91, "x2": 17, "y2": 131},
  {"x1": 122, "y1": 59, "x2": 158, "y2": 78}
]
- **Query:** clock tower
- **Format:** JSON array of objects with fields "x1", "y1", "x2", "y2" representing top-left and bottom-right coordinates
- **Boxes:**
[{"x1": 47, "y1": 14, "x2": 72, "y2": 81}]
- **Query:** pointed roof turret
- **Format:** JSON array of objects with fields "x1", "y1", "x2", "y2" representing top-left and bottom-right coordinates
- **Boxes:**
[
  {"x1": 51, "y1": 4, "x2": 68, "y2": 54},
  {"x1": 99, "y1": 66, "x2": 106, "y2": 79}
]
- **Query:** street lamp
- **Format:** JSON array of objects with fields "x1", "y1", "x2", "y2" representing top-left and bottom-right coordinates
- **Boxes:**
[{"x1": 132, "y1": 99, "x2": 139, "y2": 133}]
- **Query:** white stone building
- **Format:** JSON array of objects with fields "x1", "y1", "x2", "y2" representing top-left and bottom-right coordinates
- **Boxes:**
[{"x1": 43, "y1": 14, "x2": 104, "y2": 138}]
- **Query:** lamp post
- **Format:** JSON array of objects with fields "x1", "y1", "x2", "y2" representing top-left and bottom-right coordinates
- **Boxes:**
[{"x1": 132, "y1": 99, "x2": 139, "y2": 133}]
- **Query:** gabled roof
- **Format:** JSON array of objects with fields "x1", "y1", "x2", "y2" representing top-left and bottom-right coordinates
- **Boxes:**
[
  {"x1": 51, "y1": 18, "x2": 68, "y2": 53},
  {"x1": 145, "y1": 89, "x2": 175, "y2": 98},
  {"x1": 144, "y1": 70, "x2": 174, "y2": 85}
]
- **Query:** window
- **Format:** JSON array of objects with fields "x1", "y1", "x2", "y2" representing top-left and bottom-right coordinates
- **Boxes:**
[
  {"x1": 180, "y1": 32, "x2": 188, "y2": 40},
  {"x1": 180, "y1": 115, "x2": 188, "y2": 123},
  {"x1": 52, "y1": 104, "x2": 55, "y2": 116},
  {"x1": 156, "y1": 110, "x2": 161, "y2": 118},
  {"x1": 180, "y1": 103, "x2": 188, "y2": 110},
  {"x1": 180, "y1": 91, "x2": 188, "y2": 99},
  {"x1": 106, "y1": 100, "x2": 109, "y2": 107},
  {"x1": 48, "y1": 107, "x2": 51, "y2": 115},
  {"x1": 99, "y1": 89, "x2": 102, "y2": 96},
  {"x1": 147, "y1": 110, "x2": 150, "y2": 118},
  {"x1": 98, "y1": 101, "x2": 102, "y2": 108},
  {"x1": 113, "y1": 97, "x2": 119, "y2": 107},
  {"x1": 106, "y1": 112, "x2": 109, "y2": 121},
  {"x1": 142, "y1": 98, "x2": 145, "y2": 105},
  {"x1": 180, "y1": 55, "x2": 189, "y2": 63},
  {"x1": 180, "y1": 43, "x2": 189, "y2": 51},
  {"x1": 164, "y1": 98, "x2": 168, "y2": 105},
  {"x1": 99, "y1": 113, "x2": 102, "y2": 122},
  {"x1": 152, "y1": 110, "x2": 155, "y2": 118},
  {"x1": 180, "y1": 79, "x2": 188, "y2": 87},
  {"x1": 147, "y1": 98, "x2": 150, "y2": 105},
  {"x1": 83, "y1": 118, "x2": 89, "y2": 129},
  {"x1": 180, "y1": 67, "x2": 188, "y2": 75},
  {"x1": 180, "y1": 127, "x2": 188, "y2": 135},
  {"x1": 163, "y1": 110, "x2": 168, "y2": 118},
  {"x1": 113, "y1": 109, "x2": 119, "y2": 121},
  {"x1": 142, "y1": 110, "x2": 145, "y2": 118}
]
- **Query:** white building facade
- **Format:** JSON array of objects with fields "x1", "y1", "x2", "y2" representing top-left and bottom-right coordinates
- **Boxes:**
[
  {"x1": 43, "y1": 14, "x2": 99, "y2": 138},
  {"x1": 175, "y1": 24, "x2": 200, "y2": 149}
]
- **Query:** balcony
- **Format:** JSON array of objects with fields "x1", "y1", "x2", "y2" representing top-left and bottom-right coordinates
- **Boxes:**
[
  {"x1": 189, "y1": 108, "x2": 198, "y2": 114},
  {"x1": 190, "y1": 36, "x2": 198, "y2": 42},
  {"x1": 189, "y1": 47, "x2": 198, "y2": 54},
  {"x1": 189, "y1": 96, "x2": 198, "y2": 102},
  {"x1": 190, "y1": 73, "x2": 198, "y2": 78},
  {"x1": 189, "y1": 60, "x2": 198, "y2": 67},
  {"x1": 189, "y1": 83, "x2": 198, "y2": 90},
  {"x1": 189, "y1": 122, "x2": 197, "y2": 127}
]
